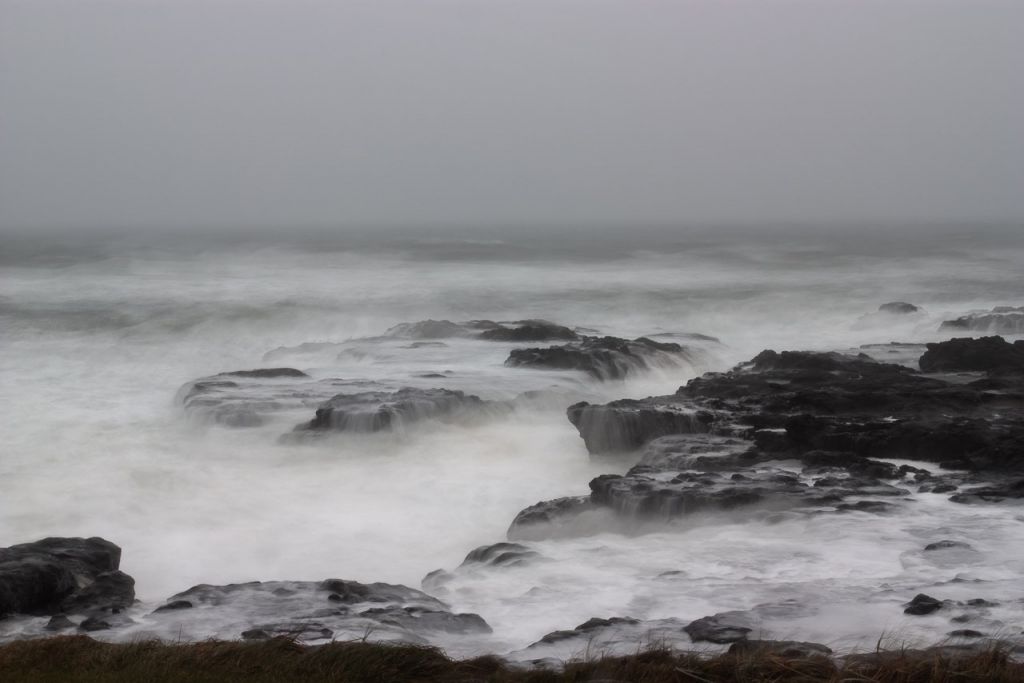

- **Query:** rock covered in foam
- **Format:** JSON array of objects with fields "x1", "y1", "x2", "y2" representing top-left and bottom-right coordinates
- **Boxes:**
[
  {"x1": 149, "y1": 579, "x2": 491, "y2": 643},
  {"x1": 296, "y1": 387, "x2": 495, "y2": 433},
  {"x1": 939, "y1": 306, "x2": 1024, "y2": 335},
  {"x1": 506, "y1": 336, "x2": 697, "y2": 380},
  {"x1": 878, "y1": 301, "x2": 921, "y2": 315}
]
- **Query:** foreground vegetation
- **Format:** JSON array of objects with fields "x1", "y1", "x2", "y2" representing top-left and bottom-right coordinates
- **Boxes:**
[{"x1": 1, "y1": 636, "x2": 1023, "y2": 682}]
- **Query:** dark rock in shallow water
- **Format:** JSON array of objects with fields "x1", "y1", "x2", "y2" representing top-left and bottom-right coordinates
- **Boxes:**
[
  {"x1": 939, "y1": 306, "x2": 1024, "y2": 335},
  {"x1": 150, "y1": 580, "x2": 490, "y2": 644},
  {"x1": 479, "y1": 321, "x2": 578, "y2": 342},
  {"x1": 177, "y1": 370, "x2": 334, "y2": 428},
  {"x1": 950, "y1": 480, "x2": 1024, "y2": 504},
  {"x1": 567, "y1": 399, "x2": 717, "y2": 453},
  {"x1": 520, "y1": 616, "x2": 692, "y2": 656},
  {"x1": 507, "y1": 496, "x2": 598, "y2": 541},
  {"x1": 220, "y1": 368, "x2": 310, "y2": 379},
  {"x1": 729, "y1": 640, "x2": 833, "y2": 657},
  {"x1": 879, "y1": 302, "x2": 921, "y2": 315},
  {"x1": 506, "y1": 336, "x2": 695, "y2": 381},
  {"x1": 534, "y1": 617, "x2": 642, "y2": 645},
  {"x1": 516, "y1": 343, "x2": 1024, "y2": 540},
  {"x1": 460, "y1": 543, "x2": 539, "y2": 568},
  {"x1": 683, "y1": 612, "x2": 754, "y2": 643},
  {"x1": 924, "y1": 540, "x2": 974, "y2": 552},
  {"x1": 79, "y1": 616, "x2": 111, "y2": 632},
  {"x1": 0, "y1": 537, "x2": 134, "y2": 618},
  {"x1": 919, "y1": 336, "x2": 1024, "y2": 373},
  {"x1": 904, "y1": 593, "x2": 944, "y2": 615},
  {"x1": 297, "y1": 387, "x2": 492, "y2": 433},
  {"x1": 383, "y1": 319, "x2": 473, "y2": 339},
  {"x1": 44, "y1": 615, "x2": 75, "y2": 631}
]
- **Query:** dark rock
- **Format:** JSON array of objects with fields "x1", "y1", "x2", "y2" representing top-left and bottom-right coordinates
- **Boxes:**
[
  {"x1": 948, "y1": 629, "x2": 986, "y2": 638},
  {"x1": 507, "y1": 336, "x2": 694, "y2": 381},
  {"x1": 153, "y1": 599, "x2": 193, "y2": 612},
  {"x1": 904, "y1": 594, "x2": 944, "y2": 615},
  {"x1": 298, "y1": 387, "x2": 491, "y2": 432},
  {"x1": 567, "y1": 399, "x2": 717, "y2": 453},
  {"x1": 79, "y1": 616, "x2": 111, "y2": 632},
  {"x1": 521, "y1": 616, "x2": 692, "y2": 655},
  {"x1": 44, "y1": 615, "x2": 75, "y2": 631},
  {"x1": 950, "y1": 480, "x2": 1024, "y2": 504},
  {"x1": 507, "y1": 496, "x2": 597, "y2": 541},
  {"x1": 684, "y1": 612, "x2": 753, "y2": 643},
  {"x1": 919, "y1": 336, "x2": 1024, "y2": 373},
  {"x1": 460, "y1": 543, "x2": 539, "y2": 568},
  {"x1": 220, "y1": 368, "x2": 309, "y2": 379},
  {"x1": 383, "y1": 320, "x2": 472, "y2": 339},
  {"x1": 728, "y1": 640, "x2": 833, "y2": 657},
  {"x1": 0, "y1": 537, "x2": 134, "y2": 618},
  {"x1": 924, "y1": 540, "x2": 974, "y2": 552},
  {"x1": 940, "y1": 307, "x2": 1024, "y2": 335},
  {"x1": 966, "y1": 598, "x2": 997, "y2": 607},
  {"x1": 479, "y1": 321, "x2": 578, "y2": 342},
  {"x1": 152, "y1": 579, "x2": 490, "y2": 644},
  {"x1": 536, "y1": 617, "x2": 642, "y2": 645},
  {"x1": 879, "y1": 302, "x2": 921, "y2": 315}
]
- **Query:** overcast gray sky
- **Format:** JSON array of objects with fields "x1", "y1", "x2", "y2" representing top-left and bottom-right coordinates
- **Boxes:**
[{"x1": 1, "y1": 0, "x2": 1022, "y2": 234}]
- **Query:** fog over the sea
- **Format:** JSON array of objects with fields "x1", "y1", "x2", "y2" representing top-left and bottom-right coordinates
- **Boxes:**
[{"x1": 1, "y1": 0, "x2": 1023, "y2": 235}]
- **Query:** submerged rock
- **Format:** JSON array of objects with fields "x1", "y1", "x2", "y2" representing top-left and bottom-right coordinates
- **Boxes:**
[
  {"x1": 459, "y1": 543, "x2": 540, "y2": 568},
  {"x1": 0, "y1": 537, "x2": 134, "y2": 618},
  {"x1": 220, "y1": 368, "x2": 310, "y2": 379},
  {"x1": 904, "y1": 593, "x2": 944, "y2": 615},
  {"x1": 382, "y1": 319, "x2": 475, "y2": 339},
  {"x1": 683, "y1": 612, "x2": 754, "y2": 643},
  {"x1": 296, "y1": 387, "x2": 493, "y2": 432},
  {"x1": 939, "y1": 306, "x2": 1024, "y2": 335},
  {"x1": 506, "y1": 336, "x2": 696, "y2": 381},
  {"x1": 478, "y1": 320, "x2": 579, "y2": 342},
  {"x1": 517, "y1": 616, "x2": 692, "y2": 658},
  {"x1": 567, "y1": 399, "x2": 717, "y2": 453},
  {"x1": 149, "y1": 579, "x2": 491, "y2": 644},
  {"x1": 879, "y1": 302, "x2": 921, "y2": 315}
]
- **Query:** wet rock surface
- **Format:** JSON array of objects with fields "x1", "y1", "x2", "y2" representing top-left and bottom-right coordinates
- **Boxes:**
[
  {"x1": 919, "y1": 336, "x2": 1024, "y2": 373},
  {"x1": 939, "y1": 306, "x2": 1024, "y2": 335},
  {"x1": 879, "y1": 302, "x2": 921, "y2": 315},
  {"x1": 0, "y1": 537, "x2": 134, "y2": 619},
  {"x1": 512, "y1": 338, "x2": 1024, "y2": 538},
  {"x1": 296, "y1": 387, "x2": 494, "y2": 433},
  {"x1": 518, "y1": 616, "x2": 692, "y2": 657},
  {"x1": 506, "y1": 336, "x2": 700, "y2": 381},
  {"x1": 149, "y1": 579, "x2": 491, "y2": 643}
]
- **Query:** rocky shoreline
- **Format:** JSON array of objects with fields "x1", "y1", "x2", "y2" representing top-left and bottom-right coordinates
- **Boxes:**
[{"x1": 3, "y1": 312, "x2": 1024, "y2": 665}]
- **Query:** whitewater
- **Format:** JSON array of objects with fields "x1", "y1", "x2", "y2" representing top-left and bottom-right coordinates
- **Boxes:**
[{"x1": 2, "y1": 233, "x2": 1023, "y2": 658}]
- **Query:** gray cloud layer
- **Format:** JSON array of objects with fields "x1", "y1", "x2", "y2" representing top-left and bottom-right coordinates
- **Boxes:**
[{"x1": 1, "y1": 0, "x2": 1022, "y2": 233}]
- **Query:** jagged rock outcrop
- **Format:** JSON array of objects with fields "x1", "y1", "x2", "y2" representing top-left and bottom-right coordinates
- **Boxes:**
[
  {"x1": 0, "y1": 537, "x2": 134, "y2": 620},
  {"x1": 506, "y1": 336, "x2": 696, "y2": 380},
  {"x1": 509, "y1": 343, "x2": 1024, "y2": 539},
  {"x1": 939, "y1": 306, "x2": 1024, "y2": 335},
  {"x1": 919, "y1": 336, "x2": 1024, "y2": 373}
]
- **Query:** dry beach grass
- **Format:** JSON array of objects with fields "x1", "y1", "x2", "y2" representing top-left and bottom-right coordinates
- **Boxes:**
[{"x1": 1, "y1": 636, "x2": 1023, "y2": 683}]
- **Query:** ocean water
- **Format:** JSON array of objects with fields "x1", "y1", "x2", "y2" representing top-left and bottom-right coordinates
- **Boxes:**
[{"x1": 1, "y1": 232, "x2": 1023, "y2": 657}]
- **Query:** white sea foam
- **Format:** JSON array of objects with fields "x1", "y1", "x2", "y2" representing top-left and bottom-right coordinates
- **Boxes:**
[{"x1": 1, "y1": 237, "x2": 1022, "y2": 654}]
